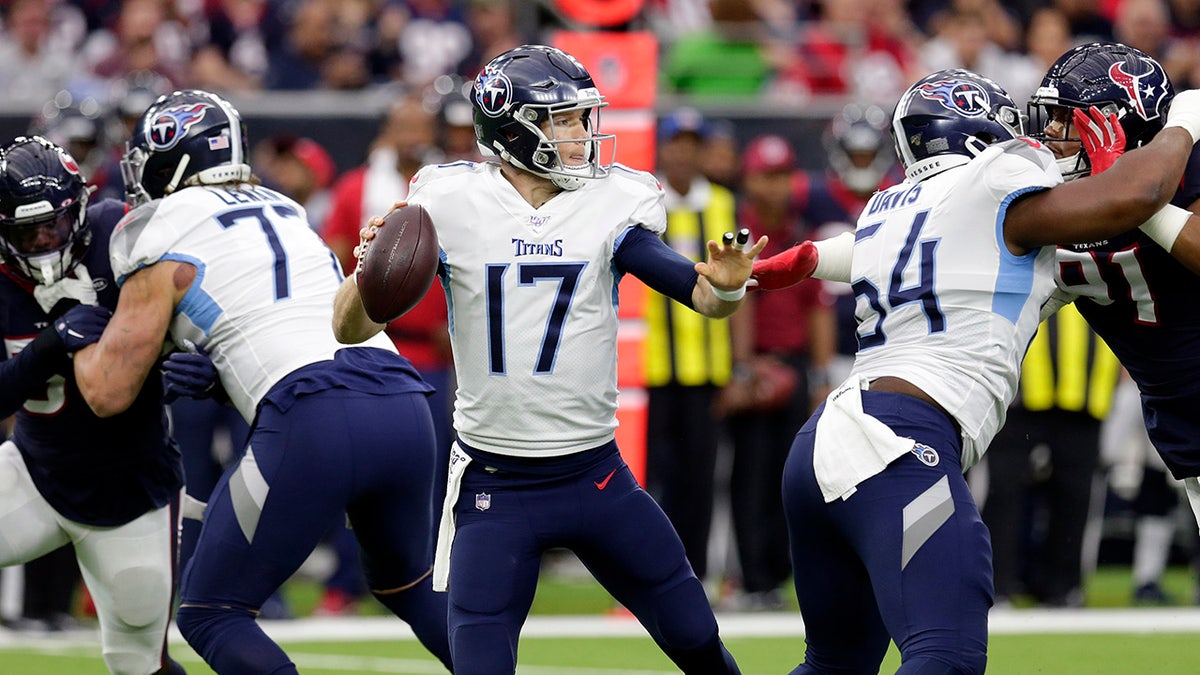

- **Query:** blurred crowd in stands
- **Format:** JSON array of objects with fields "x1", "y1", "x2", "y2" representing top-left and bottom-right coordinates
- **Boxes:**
[{"x1": 4, "y1": 0, "x2": 1200, "y2": 108}]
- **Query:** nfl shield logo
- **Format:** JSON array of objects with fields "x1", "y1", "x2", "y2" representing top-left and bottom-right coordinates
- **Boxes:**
[{"x1": 475, "y1": 493, "x2": 492, "y2": 511}]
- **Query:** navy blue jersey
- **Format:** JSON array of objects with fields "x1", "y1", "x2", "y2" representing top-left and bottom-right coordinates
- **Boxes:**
[
  {"x1": 0, "y1": 198, "x2": 183, "y2": 526},
  {"x1": 1055, "y1": 146, "x2": 1200, "y2": 479}
]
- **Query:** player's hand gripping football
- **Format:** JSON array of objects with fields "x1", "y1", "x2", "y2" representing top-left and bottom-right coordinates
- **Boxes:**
[
  {"x1": 1074, "y1": 105, "x2": 1126, "y2": 175},
  {"x1": 748, "y1": 241, "x2": 820, "y2": 291},
  {"x1": 695, "y1": 228, "x2": 769, "y2": 298},
  {"x1": 353, "y1": 200, "x2": 409, "y2": 276}
]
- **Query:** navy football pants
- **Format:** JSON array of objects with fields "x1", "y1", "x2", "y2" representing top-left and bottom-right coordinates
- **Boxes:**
[
  {"x1": 782, "y1": 390, "x2": 991, "y2": 675},
  {"x1": 176, "y1": 389, "x2": 451, "y2": 673},
  {"x1": 447, "y1": 442, "x2": 738, "y2": 674}
]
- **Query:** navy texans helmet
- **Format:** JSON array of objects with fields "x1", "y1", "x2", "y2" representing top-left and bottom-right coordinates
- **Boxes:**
[
  {"x1": 891, "y1": 69, "x2": 1024, "y2": 179},
  {"x1": 471, "y1": 44, "x2": 615, "y2": 190},
  {"x1": 1028, "y1": 42, "x2": 1174, "y2": 180},
  {"x1": 121, "y1": 89, "x2": 251, "y2": 206},
  {"x1": 0, "y1": 136, "x2": 92, "y2": 284}
]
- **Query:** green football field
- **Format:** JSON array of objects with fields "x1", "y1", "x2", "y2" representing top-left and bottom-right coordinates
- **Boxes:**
[
  {"x1": 1, "y1": 567, "x2": 1196, "y2": 674},
  {"x1": 1, "y1": 625, "x2": 1196, "y2": 674}
]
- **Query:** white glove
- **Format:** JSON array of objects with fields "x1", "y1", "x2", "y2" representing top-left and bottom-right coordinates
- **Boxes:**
[
  {"x1": 1164, "y1": 89, "x2": 1200, "y2": 145},
  {"x1": 33, "y1": 266, "x2": 98, "y2": 314}
]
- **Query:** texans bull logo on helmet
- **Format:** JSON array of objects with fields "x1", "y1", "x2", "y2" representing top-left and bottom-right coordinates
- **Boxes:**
[
  {"x1": 917, "y1": 80, "x2": 990, "y2": 117},
  {"x1": 58, "y1": 151, "x2": 81, "y2": 176},
  {"x1": 148, "y1": 103, "x2": 211, "y2": 151},
  {"x1": 1108, "y1": 59, "x2": 1169, "y2": 121}
]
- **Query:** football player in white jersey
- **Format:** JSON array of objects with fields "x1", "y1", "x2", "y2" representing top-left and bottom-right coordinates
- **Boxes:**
[
  {"x1": 747, "y1": 69, "x2": 1200, "y2": 674},
  {"x1": 333, "y1": 45, "x2": 765, "y2": 675},
  {"x1": 68, "y1": 90, "x2": 452, "y2": 673}
]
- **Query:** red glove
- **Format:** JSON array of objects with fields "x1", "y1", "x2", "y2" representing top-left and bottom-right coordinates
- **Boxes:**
[
  {"x1": 1074, "y1": 105, "x2": 1126, "y2": 175},
  {"x1": 749, "y1": 241, "x2": 818, "y2": 291}
]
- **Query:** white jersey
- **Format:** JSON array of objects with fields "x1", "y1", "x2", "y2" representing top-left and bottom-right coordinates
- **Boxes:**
[
  {"x1": 848, "y1": 140, "x2": 1061, "y2": 468},
  {"x1": 408, "y1": 161, "x2": 665, "y2": 457},
  {"x1": 110, "y1": 184, "x2": 395, "y2": 421}
]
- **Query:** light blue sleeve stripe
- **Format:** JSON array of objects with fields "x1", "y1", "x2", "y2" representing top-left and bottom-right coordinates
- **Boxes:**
[
  {"x1": 991, "y1": 186, "x2": 1046, "y2": 323},
  {"x1": 161, "y1": 253, "x2": 221, "y2": 335},
  {"x1": 439, "y1": 248, "x2": 454, "y2": 337},
  {"x1": 610, "y1": 226, "x2": 636, "y2": 309}
]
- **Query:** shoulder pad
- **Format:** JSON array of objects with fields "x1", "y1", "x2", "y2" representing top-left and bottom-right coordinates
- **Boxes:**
[
  {"x1": 990, "y1": 138, "x2": 1058, "y2": 174},
  {"x1": 610, "y1": 163, "x2": 664, "y2": 195},
  {"x1": 410, "y1": 161, "x2": 482, "y2": 194},
  {"x1": 110, "y1": 200, "x2": 165, "y2": 284}
]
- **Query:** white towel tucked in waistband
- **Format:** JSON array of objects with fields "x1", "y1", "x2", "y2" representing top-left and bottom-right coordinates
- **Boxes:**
[
  {"x1": 813, "y1": 375, "x2": 916, "y2": 503},
  {"x1": 433, "y1": 443, "x2": 472, "y2": 592}
]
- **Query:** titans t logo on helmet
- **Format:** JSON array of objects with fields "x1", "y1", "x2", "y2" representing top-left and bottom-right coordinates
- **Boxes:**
[
  {"x1": 917, "y1": 80, "x2": 990, "y2": 117},
  {"x1": 1108, "y1": 59, "x2": 1168, "y2": 120},
  {"x1": 148, "y1": 103, "x2": 211, "y2": 151},
  {"x1": 475, "y1": 69, "x2": 512, "y2": 118}
]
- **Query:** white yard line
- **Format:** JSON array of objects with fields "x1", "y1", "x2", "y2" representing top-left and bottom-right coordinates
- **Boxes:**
[{"x1": 3, "y1": 607, "x2": 1200, "y2": 652}]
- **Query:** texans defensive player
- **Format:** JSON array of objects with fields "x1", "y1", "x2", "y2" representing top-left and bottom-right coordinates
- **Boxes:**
[
  {"x1": 333, "y1": 44, "x2": 764, "y2": 674},
  {"x1": 1026, "y1": 42, "x2": 1200, "y2": 529},
  {"x1": 67, "y1": 90, "x2": 452, "y2": 673},
  {"x1": 0, "y1": 136, "x2": 185, "y2": 675},
  {"x1": 752, "y1": 69, "x2": 1200, "y2": 674}
]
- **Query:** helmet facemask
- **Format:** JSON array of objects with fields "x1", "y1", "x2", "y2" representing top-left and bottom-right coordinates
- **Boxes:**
[
  {"x1": 507, "y1": 96, "x2": 615, "y2": 190},
  {"x1": 1028, "y1": 93, "x2": 1127, "y2": 181},
  {"x1": 0, "y1": 190, "x2": 91, "y2": 284}
]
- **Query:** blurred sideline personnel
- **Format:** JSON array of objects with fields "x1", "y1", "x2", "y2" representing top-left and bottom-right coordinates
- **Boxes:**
[
  {"x1": 1101, "y1": 373, "x2": 1188, "y2": 604},
  {"x1": 69, "y1": 90, "x2": 452, "y2": 673},
  {"x1": 753, "y1": 69, "x2": 1200, "y2": 673},
  {"x1": 646, "y1": 106, "x2": 736, "y2": 584},
  {"x1": 0, "y1": 136, "x2": 185, "y2": 674},
  {"x1": 981, "y1": 305, "x2": 1119, "y2": 607},
  {"x1": 717, "y1": 133, "x2": 834, "y2": 611},
  {"x1": 333, "y1": 44, "x2": 765, "y2": 674},
  {"x1": 804, "y1": 104, "x2": 903, "y2": 386}
]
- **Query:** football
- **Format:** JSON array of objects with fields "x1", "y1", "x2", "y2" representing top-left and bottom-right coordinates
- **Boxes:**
[{"x1": 356, "y1": 203, "x2": 439, "y2": 324}]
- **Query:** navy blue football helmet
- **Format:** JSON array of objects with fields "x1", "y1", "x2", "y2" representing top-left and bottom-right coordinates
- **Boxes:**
[
  {"x1": 472, "y1": 44, "x2": 614, "y2": 190},
  {"x1": 1028, "y1": 42, "x2": 1174, "y2": 180},
  {"x1": 0, "y1": 136, "x2": 92, "y2": 283},
  {"x1": 891, "y1": 69, "x2": 1024, "y2": 178},
  {"x1": 121, "y1": 89, "x2": 251, "y2": 205}
]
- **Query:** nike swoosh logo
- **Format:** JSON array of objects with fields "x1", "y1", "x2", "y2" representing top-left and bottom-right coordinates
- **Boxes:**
[
  {"x1": 67, "y1": 329, "x2": 85, "y2": 339},
  {"x1": 594, "y1": 469, "x2": 617, "y2": 490}
]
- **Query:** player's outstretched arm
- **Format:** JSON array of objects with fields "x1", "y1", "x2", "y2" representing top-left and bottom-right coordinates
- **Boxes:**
[
  {"x1": 1073, "y1": 104, "x2": 1200, "y2": 275},
  {"x1": 692, "y1": 229, "x2": 768, "y2": 318},
  {"x1": 74, "y1": 263, "x2": 183, "y2": 417},
  {"x1": 750, "y1": 231, "x2": 854, "y2": 291},
  {"x1": 1005, "y1": 91, "x2": 1200, "y2": 250},
  {"x1": 332, "y1": 223, "x2": 388, "y2": 343}
]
